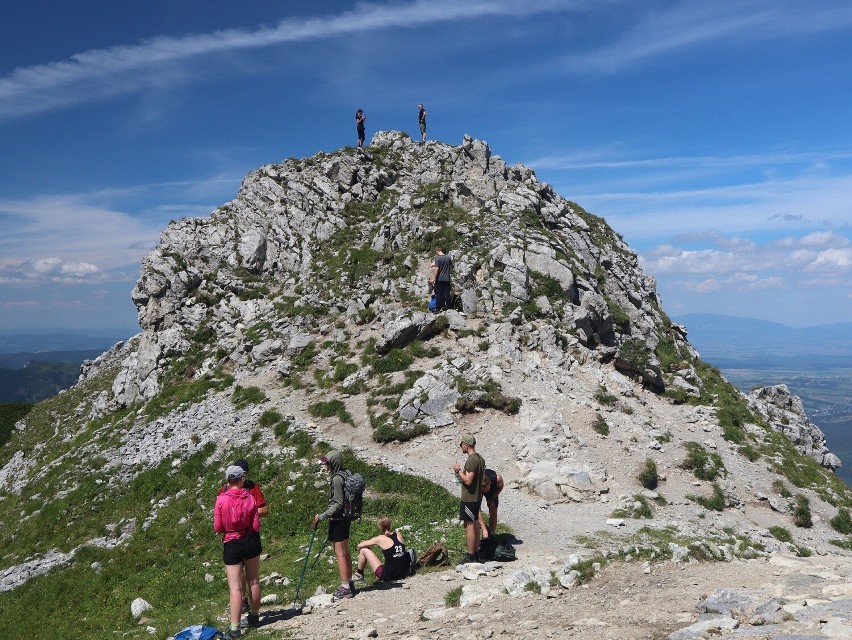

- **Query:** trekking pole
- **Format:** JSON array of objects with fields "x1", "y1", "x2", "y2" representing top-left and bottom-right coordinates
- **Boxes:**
[
  {"x1": 308, "y1": 536, "x2": 331, "y2": 574},
  {"x1": 291, "y1": 527, "x2": 318, "y2": 610}
]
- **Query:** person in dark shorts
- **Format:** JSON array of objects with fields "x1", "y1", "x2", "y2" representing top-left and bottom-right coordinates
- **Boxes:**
[
  {"x1": 478, "y1": 468, "x2": 504, "y2": 539},
  {"x1": 355, "y1": 109, "x2": 366, "y2": 148},
  {"x1": 214, "y1": 465, "x2": 262, "y2": 637},
  {"x1": 452, "y1": 433, "x2": 485, "y2": 562},
  {"x1": 312, "y1": 450, "x2": 355, "y2": 600},
  {"x1": 418, "y1": 103, "x2": 427, "y2": 141},
  {"x1": 428, "y1": 247, "x2": 453, "y2": 312},
  {"x1": 353, "y1": 516, "x2": 411, "y2": 583},
  {"x1": 219, "y1": 459, "x2": 268, "y2": 614}
]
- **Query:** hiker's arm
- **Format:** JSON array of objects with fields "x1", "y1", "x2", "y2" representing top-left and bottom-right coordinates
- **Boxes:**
[
  {"x1": 457, "y1": 468, "x2": 475, "y2": 486},
  {"x1": 428, "y1": 263, "x2": 437, "y2": 285},
  {"x1": 315, "y1": 475, "x2": 344, "y2": 521},
  {"x1": 257, "y1": 505, "x2": 269, "y2": 517},
  {"x1": 357, "y1": 534, "x2": 383, "y2": 550}
]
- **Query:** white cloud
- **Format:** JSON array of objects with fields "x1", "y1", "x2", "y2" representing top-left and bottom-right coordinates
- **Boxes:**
[
  {"x1": 557, "y1": 1, "x2": 852, "y2": 75},
  {"x1": 0, "y1": 0, "x2": 569, "y2": 121}
]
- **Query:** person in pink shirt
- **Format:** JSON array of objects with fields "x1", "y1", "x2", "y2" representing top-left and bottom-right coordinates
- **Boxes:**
[{"x1": 214, "y1": 465, "x2": 261, "y2": 638}]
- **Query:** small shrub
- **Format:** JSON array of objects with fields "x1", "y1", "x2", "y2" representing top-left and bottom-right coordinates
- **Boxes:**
[
  {"x1": 616, "y1": 337, "x2": 652, "y2": 370},
  {"x1": 768, "y1": 526, "x2": 793, "y2": 543},
  {"x1": 738, "y1": 444, "x2": 761, "y2": 462},
  {"x1": 592, "y1": 415, "x2": 609, "y2": 436},
  {"x1": 372, "y1": 348, "x2": 414, "y2": 374},
  {"x1": 638, "y1": 458, "x2": 658, "y2": 490},
  {"x1": 830, "y1": 508, "x2": 852, "y2": 534},
  {"x1": 372, "y1": 422, "x2": 429, "y2": 443},
  {"x1": 793, "y1": 495, "x2": 813, "y2": 528}
]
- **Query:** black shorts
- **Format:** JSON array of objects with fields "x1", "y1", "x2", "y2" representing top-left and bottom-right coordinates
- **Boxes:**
[
  {"x1": 327, "y1": 518, "x2": 351, "y2": 542},
  {"x1": 223, "y1": 531, "x2": 262, "y2": 565},
  {"x1": 483, "y1": 492, "x2": 499, "y2": 509},
  {"x1": 459, "y1": 501, "x2": 480, "y2": 523}
]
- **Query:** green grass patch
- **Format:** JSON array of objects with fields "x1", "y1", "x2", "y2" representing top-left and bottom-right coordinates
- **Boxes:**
[
  {"x1": 307, "y1": 399, "x2": 353, "y2": 425},
  {"x1": 830, "y1": 508, "x2": 852, "y2": 534},
  {"x1": 680, "y1": 442, "x2": 726, "y2": 481},
  {"x1": 688, "y1": 483, "x2": 726, "y2": 511},
  {"x1": 769, "y1": 526, "x2": 793, "y2": 543},
  {"x1": 638, "y1": 458, "x2": 658, "y2": 489},
  {"x1": 592, "y1": 415, "x2": 610, "y2": 436},
  {"x1": 793, "y1": 495, "x2": 813, "y2": 528},
  {"x1": 231, "y1": 385, "x2": 268, "y2": 410},
  {"x1": 594, "y1": 385, "x2": 618, "y2": 406}
]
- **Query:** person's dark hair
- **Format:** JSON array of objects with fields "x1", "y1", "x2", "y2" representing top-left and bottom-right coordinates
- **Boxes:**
[{"x1": 234, "y1": 459, "x2": 249, "y2": 473}]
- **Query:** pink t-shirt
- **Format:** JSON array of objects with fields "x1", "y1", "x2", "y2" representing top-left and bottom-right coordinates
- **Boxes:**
[{"x1": 214, "y1": 487, "x2": 260, "y2": 543}]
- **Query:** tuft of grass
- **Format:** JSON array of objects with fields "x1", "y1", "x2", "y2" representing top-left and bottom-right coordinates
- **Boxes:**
[
  {"x1": 592, "y1": 415, "x2": 610, "y2": 436},
  {"x1": 231, "y1": 385, "x2": 268, "y2": 410},
  {"x1": 524, "y1": 581, "x2": 542, "y2": 594},
  {"x1": 680, "y1": 442, "x2": 725, "y2": 481},
  {"x1": 594, "y1": 385, "x2": 618, "y2": 406},
  {"x1": 308, "y1": 399, "x2": 354, "y2": 425},
  {"x1": 445, "y1": 585, "x2": 463, "y2": 607},
  {"x1": 769, "y1": 526, "x2": 793, "y2": 543},
  {"x1": 793, "y1": 495, "x2": 813, "y2": 528},
  {"x1": 830, "y1": 508, "x2": 852, "y2": 534},
  {"x1": 688, "y1": 483, "x2": 726, "y2": 511}
]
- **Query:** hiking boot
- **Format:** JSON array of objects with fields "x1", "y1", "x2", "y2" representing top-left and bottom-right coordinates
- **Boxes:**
[
  {"x1": 332, "y1": 584, "x2": 353, "y2": 601},
  {"x1": 225, "y1": 629, "x2": 242, "y2": 639},
  {"x1": 462, "y1": 553, "x2": 478, "y2": 564},
  {"x1": 247, "y1": 612, "x2": 260, "y2": 628}
]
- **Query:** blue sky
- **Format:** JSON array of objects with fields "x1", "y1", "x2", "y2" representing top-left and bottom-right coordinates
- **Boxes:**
[{"x1": 1, "y1": 0, "x2": 851, "y2": 333}]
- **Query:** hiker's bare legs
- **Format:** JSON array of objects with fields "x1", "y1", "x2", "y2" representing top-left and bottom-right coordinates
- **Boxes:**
[
  {"x1": 244, "y1": 554, "x2": 262, "y2": 611},
  {"x1": 334, "y1": 540, "x2": 353, "y2": 582},
  {"x1": 487, "y1": 500, "x2": 498, "y2": 535},
  {"x1": 225, "y1": 562, "x2": 245, "y2": 627},
  {"x1": 465, "y1": 520, "x2": 480, "y2": 555},
  {"x1": 357, "y1": 547, "x2": 382, "y2": 574}
]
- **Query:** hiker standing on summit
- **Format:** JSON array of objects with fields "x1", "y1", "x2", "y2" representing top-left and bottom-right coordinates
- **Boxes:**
[
  {"x1": 452, "y1": 434, "x2": 485, "y2": 562},
  {"x1": 312, "y1": 450, "x2": 355, "y2": 600},
  {"x1": 214, "y1": 465, "x2": 262, "y2": 637},
  {"x1": 355, "y1": 109, "x2": 366, "y2": 148},
  {"x1": 429, "y1": 247, "x2": 453, "y2": 312},
  {"x1": 418, "y1": 103, "x2": 427, "y2": 141}
]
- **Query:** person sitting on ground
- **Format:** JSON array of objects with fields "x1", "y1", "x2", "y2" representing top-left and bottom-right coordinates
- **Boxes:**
[
  {"x1": 478, "y1": 468, "x2": 504, "y2": 539},
  {"x1": 353, "y1": 516, "x2": 411, "y2": 583}
]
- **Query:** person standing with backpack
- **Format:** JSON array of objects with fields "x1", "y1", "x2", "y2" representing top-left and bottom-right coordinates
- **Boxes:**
[
  {"x1": 219, "y1": 459, "x2": 267, "y2": 614},
  {"x1": 312, "y1": 450, "x2": 355, "y2": 600},
  {"x1": 355, "y1": 109, "x2": 366, "y2": 148},
  {"x1": 214, "y1": 465, "x2": 262, "y2": 638},
  {"x1": 418, "y1": 103, "x2": 427, "y2": 141},
  {"x1": 428, "y1": 247, "x2": 453, "y2": 312}
]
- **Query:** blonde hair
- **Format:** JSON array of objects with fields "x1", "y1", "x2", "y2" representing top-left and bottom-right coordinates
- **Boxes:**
[{"x1": 377, "y1": 516, "x2": 392, "y2": 532}]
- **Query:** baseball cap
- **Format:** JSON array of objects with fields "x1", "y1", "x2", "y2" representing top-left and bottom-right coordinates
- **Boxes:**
[
  {"x1": 460, "y1": 434, "x2": 476, "y2": 446},
  {"x1": 225, "y1": 465, "x2": 246, "y2": 481}
]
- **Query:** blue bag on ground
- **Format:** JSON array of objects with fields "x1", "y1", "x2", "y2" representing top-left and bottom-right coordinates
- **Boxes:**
[
  {"x1": 428, "y1": 294, "x2": 437, "y2": 312},
  {"x1": 173, "y1": 625, "x2": 226, "y2": 640}
]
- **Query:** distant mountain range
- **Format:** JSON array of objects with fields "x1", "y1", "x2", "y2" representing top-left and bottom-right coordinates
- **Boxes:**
[
  {"x1": 675, "y1": 313, "x2": 852, "y2": 363},
  {"x1": 0, "y1": 329, "x2": 135, "y2": 354}
]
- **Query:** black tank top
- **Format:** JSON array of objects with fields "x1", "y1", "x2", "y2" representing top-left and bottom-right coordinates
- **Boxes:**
[{"x1": 381, "y1": 532, "x2": 409, "y2": 580}]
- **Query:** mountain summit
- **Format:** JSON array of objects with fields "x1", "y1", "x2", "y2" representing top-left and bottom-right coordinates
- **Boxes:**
[{"x1": 1, "y1": 131, "x2": 850, "y2": 638}]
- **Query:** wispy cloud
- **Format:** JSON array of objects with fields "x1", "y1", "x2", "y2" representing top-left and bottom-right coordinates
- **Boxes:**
[
  {"x1": 0, "y1": 0, "x2": 569, "y2": 121},
  {"x1": 558, "y1": 0, "x2": 852, "y2": 74}
]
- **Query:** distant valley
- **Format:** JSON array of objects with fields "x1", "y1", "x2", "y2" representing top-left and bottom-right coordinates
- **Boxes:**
[
  {"x1": 0, "y1": 329, "x2": 135, "y2": 403},
  {"x1": 678, "y1": 313, "x2": 852, "y2": 486}
]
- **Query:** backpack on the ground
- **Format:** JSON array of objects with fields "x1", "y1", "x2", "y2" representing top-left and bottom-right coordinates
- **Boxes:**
[
  {"x1": 416, "y1": 542, "x2": 449, "y2": 568},
  {"x1": 493, "y1": 542, "x2": 516, "y2": 561},
  {"x1": 173, "y1": 625, "x2": 226, "y2": 640},
  {"x1": 336, "y1": 469, "x2": 366, "y2": 520}
]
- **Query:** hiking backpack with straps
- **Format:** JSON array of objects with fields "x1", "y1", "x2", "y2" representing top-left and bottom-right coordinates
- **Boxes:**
[{"x1": 335, "y1": 469, "x2": 366, "y2": 520}]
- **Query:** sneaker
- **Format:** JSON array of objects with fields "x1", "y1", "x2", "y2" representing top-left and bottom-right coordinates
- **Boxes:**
[
  {"x1": 247, "y1": 612, "x2": 260, "y2": 628},
  {"x1": 332, "y1": 584, "x2": 353, "y2": 601},
  {"x1": 225, "y1": 629, "x2": 242, "y2": 639},
  {"x1": 352, "y1": 571, "x2": 364, "y2": 583},
  {"x1": 462, "y1": 553, "x2": 478, "y2": 564}
]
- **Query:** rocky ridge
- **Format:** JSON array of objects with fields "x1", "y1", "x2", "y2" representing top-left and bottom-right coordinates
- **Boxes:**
[{"x1": 1, "y1": 131, "x2": 851, "y2": 638}]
